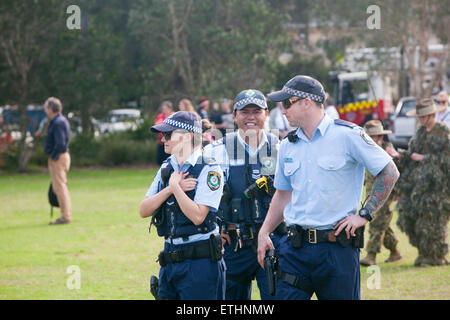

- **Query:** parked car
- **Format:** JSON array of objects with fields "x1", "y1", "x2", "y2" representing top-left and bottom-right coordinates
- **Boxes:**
[
  {"x1": 96, "y1": 109, "x2": 142, "y2": 134},
  {"x1": 388, "y1": 97, "x2": 417, "y2": 148}
]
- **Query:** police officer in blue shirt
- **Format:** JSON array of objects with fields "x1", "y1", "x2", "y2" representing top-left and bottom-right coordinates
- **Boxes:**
[
  {"x1": 140, "y1": 111, "x2": 226, "y2": 300},
  {"x1": 257, "y1": 76, "x2": 400, "y2": 300},
  {"x1": 204, "y1": 89, "x2": 286, "y2": 300}
]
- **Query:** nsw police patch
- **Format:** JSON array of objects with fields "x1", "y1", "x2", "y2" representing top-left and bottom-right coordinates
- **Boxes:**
[
  {"x1": 360, "y1": 130, "x2": 375, "y2": 145},
  {"x1": 207, "y1": 171, "x2": 221, "y2": 191}
]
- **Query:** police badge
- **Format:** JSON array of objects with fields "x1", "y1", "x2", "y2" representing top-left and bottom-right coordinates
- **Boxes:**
[
  {"x1": 207, "y1": 171, "x2": 221, "y2": 191},
  {"x1": 260, "y1": 156, "x2": 276, "y2": 175}
]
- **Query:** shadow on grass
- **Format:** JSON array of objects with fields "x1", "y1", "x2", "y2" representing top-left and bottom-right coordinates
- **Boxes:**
[{"x1": 0, "y1": 222, "x2": 59, "y2": 232}]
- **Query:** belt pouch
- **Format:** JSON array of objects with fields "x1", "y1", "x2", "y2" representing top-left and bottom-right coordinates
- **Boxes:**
[
  {"x1": 231, "y1": 198, "x2": 241, "y2": 223},
  {"x1": 209, "y1": 234, "x2": 223, "y2": 262},
  {"x1": 288, "y1": 226, "x2": 303, "y2": 249},
  {"x1": 352, "y1": 226, "x2": 365, "y2": 248}
]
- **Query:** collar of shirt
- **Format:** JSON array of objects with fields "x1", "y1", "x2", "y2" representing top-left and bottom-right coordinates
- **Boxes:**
[
  {"x1": 169, "y1": 147, "x2": 203, "y2": 171},
  {"x1": 294, "y1": 114, "x2": 332, "y2": 142},
  {"x1": 236, "y1": 129, "x2": 268, "y2": 158},
  {"x1": 49, "y1": 113, "x2": 61, "y2": 125}
]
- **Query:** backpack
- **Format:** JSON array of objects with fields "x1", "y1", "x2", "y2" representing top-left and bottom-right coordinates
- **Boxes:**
[{"x1": 48, "y1": 183, "x2": 59, "y2": 218}]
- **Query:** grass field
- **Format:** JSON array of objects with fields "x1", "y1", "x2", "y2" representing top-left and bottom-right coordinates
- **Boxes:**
[{"x1": 0, "y1": 168, "x2": 448, "y2": 300}]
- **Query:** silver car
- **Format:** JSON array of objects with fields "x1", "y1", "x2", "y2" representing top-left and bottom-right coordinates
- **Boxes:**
[{"x1": 388, "y1": 97, "x2": 417, "y2": 149}]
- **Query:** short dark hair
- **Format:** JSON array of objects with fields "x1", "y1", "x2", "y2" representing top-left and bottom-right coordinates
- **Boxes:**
[{"x1": 45, "y1": 97, "x2": 62, "y2": 113}]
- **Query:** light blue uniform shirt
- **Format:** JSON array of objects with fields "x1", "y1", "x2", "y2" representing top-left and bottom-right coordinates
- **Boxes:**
[
  {"x1": 145, "y1": 148, "x2": 224, "y2": 244},
  {"x1": 203, "y1": 131, "x2": 279, "y2": 180},
  {"x1": 274, "y1": 114, "x2": 392, "y2": 230}
]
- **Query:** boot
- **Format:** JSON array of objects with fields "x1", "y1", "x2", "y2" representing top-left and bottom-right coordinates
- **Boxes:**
[
  {"x1": 385, "y1": 249, "x2": 402, "y2": 263},
  {"x1": 414, "y1": 255, "x2": 433, "y2": 267},
  {"x1": 360, "y1": 253, "x2": 376, "y2": 266}
]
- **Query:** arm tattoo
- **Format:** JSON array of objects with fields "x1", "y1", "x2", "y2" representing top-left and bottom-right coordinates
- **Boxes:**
[{"x1": 365, "y1": 161, "x2": 400, "y2": 217}]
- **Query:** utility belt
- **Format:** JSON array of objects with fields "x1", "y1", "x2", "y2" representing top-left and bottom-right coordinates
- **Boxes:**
[
  {"x1": 157, "y1": 234, "x2": 223, "y2": 267},
  {"x1": 226, "y1": 222, "x2": 287, "y2": 252},
  {"x1": 287, "y1": 225, "x2": 364, "y2": 249}
]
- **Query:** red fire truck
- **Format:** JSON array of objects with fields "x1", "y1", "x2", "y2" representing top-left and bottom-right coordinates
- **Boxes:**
[{"x1": 330, "y1": 71, "x2": 394, "y2": 126}]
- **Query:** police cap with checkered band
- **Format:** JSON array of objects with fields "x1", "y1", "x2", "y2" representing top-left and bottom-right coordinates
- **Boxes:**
[
  {"x1": 151, "y1": 111, "x2": 202, "y2": 134},
  {"x1": 267, "y1": 75, "x2": 326, "y2": 104},
  {"x1": 233, "y1": 89, "x2": 268, "y2": 111}
]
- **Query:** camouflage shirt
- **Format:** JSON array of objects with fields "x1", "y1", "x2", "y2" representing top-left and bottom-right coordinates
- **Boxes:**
[{"x1": 396, "y1": 122, "x2": 450, "y2": 215}]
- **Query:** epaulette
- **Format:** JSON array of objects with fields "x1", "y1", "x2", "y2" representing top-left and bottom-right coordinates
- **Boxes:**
[
  {"x1": 201, "y1": 156, "x2": 217, "y2": 165},
  {"x1": 334, "y1": 119, "x2": 357, "y2": 129}
]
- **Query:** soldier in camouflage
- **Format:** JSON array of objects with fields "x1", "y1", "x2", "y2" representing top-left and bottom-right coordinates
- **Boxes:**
[
  {"x1": 396, "y1": 98, "x2": 450, "y2": 267},
  {"x1": 360, "y1": 120, "x2": 402, "y2": 266}
]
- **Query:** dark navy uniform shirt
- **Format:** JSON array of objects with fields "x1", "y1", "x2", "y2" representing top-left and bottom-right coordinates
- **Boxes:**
[{"x1": 44, "y1": 114, "x2": 70, "y2": 160}]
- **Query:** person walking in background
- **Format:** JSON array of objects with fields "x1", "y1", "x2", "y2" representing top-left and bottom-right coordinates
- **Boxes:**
[
  {"x1": 396, "y1": 98, "x2": 450, "y2": 267},
  {"x1": 359, "y1": 120, "x2": 402, "y2": 266},
  {"x1": 44, "y1": 97, "x2": 72, "y2": 225},
  {"x1": 154, "y1": 101, "x2": 174, "y2": 165}
]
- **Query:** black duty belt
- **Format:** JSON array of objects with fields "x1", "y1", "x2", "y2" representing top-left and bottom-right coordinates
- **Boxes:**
[
  {"x1": 158, "y1": 235, "x2": 223, "y2": 267},
  {"x1": 287, "y1": 225, "x2": 364, "y2": 248}
]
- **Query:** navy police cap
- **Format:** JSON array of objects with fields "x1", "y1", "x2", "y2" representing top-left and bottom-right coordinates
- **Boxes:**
[
  {"x1": 267, "y1": 75, "x2": 325, "y2": 104},
  {"x1": 151, "y1": 111, "x2": 202, "y2": 134},
  {"x1": 234, "y1": 89, "x2": 268, "y2": 111}
]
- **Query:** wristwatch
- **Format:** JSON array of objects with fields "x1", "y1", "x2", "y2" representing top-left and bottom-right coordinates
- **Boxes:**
[{"x1": 358, "y1": 208, "x2": 373, "y2": 222}]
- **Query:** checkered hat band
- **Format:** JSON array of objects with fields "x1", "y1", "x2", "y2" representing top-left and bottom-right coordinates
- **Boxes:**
[
  {"x1": 235, "y1": 97, "x2": 266, "y2": 109},
  {"x1": 282, "y1": 86, "x2": 324, "y2": 103},
  {"x1": 164, "y1": 118, "x2": 202, "y2": 133}
]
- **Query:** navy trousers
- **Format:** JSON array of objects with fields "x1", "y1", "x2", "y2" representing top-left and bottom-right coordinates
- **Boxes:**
[
  {"x1": 223, "y1": 232, "x2": 282, "y2": 300},
  {"x1": 158, "y1": 241, "x2": 226, "y2": 300},
  {"x1": 277, "y1": 234, "x2": 361, "y2": 300}
]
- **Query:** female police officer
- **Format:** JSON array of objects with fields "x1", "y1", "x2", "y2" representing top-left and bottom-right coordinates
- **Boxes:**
[
  {"x1": 140, "y1": 111, "x2": 226, "y2": 300},
  {"x1": 257, "y1": 75, "x2": 399, "y2": 300}
]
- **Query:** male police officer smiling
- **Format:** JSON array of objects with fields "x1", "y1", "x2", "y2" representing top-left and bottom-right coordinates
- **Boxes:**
[
  {"x1": 204, "y1": 89, "x2": 285, "y2": 300},
  {"x1": 257, "y1": 75, "x2": 399, "y2": 300}
]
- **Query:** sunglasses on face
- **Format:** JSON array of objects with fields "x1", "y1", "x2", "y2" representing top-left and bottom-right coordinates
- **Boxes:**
[
  {"x1": 282, "y1": 97, "x2": 304, "y2": 110},
  {"x1": 436, "y1": 100, "x2": 448, "y2": 105},
  {"x1": 162, "y1": 131, "x2": 172, "y2": 140}
]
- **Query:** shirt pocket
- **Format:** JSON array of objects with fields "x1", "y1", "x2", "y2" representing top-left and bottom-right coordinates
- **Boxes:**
[
  {"x1": 316, "y1": 156, "x2": 347, "y2": 192},
  {"x1": 283, "y1": 160, "x2": 301, "y2": 184}
]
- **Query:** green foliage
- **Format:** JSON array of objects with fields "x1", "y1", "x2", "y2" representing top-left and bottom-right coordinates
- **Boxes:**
[{"x1": 68, "y1": 130, "x2": 156, "y2": 167}]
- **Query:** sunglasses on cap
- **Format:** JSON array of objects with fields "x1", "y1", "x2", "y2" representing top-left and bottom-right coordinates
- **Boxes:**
[{"x1": 282, "y1": 97, "x2": 304, "y2": 110}]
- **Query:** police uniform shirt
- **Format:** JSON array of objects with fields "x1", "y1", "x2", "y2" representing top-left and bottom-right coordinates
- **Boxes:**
[
  {"x1": 203, "y1": 130, "x2": 279, "y2": 180},
  {"x1": 145, "y1": 147, "x2": 224, "y2": 244},
  {"x1": 274, "y1": 114, "x2": 392, "y2": 230}
]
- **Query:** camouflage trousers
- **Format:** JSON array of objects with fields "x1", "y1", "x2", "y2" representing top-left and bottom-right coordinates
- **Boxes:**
[
  {"x1": 365, "y1": 201, "x2": 398, "y2": 254},
  {"x1": 397, "y1": 200, "x2": 449, "y2": 263}
]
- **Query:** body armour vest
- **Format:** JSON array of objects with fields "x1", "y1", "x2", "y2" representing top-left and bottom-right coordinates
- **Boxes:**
[
  {"x1": 219, "y1": 132, "x2": 278, "y2": 227},
  {"x1": 154, "y1": 157, "x2": 218, "y2": 239}
]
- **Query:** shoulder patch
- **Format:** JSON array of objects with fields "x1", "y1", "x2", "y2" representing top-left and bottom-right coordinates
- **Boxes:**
[
  {"x1": 334, "y1": 119, "x2": 357, "y2": 129},
  {"x1": 360, "y1": 130, "x2": 376, "y2": 145},
  {"x1": 207, "y1": 171, "x2": 221, "y2": 191}
]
